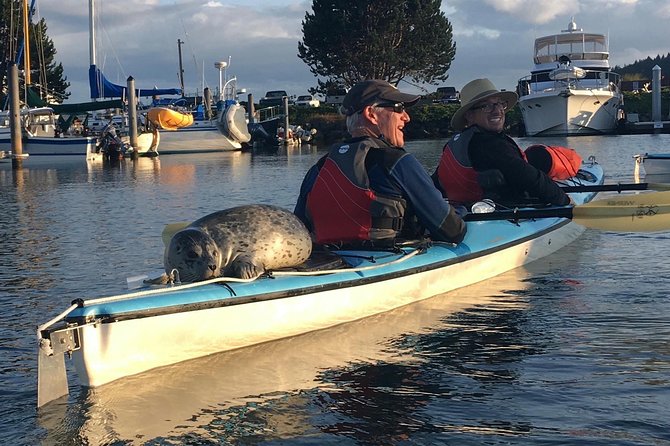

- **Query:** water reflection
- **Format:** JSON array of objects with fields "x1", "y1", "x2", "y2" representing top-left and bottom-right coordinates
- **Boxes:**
[{"x1": 37, "y1": 267, "x2": 533, "y2": 444}]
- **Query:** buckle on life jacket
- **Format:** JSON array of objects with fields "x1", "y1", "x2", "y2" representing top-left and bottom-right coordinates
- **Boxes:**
[{"x1": 371, "y1": 216, "x2": 403, "y2": 231}]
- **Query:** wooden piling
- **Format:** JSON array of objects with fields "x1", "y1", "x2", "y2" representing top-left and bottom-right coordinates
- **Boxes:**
[
  {"x1": 283, "y1": 96, "x2": 290, "y2": 145},
  {"x1": 247, "y1": 94, "x2": 255, "y2": 124},
  {"x1": 127, "y1": 76, "x2": 138, "y2": 159},
  {"x1": 9, "y1": 63, "x2": 27, "y2": 169}
]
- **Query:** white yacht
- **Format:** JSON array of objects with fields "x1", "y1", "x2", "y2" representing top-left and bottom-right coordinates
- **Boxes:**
[{"x1": 517, "y1": 18, "x2": 624, "y2": 136}]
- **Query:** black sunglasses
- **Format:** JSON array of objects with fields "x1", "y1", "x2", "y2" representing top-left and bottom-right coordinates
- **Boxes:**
[{"x1": 376, "y1": 102, "x2": 406, "y2": 113}]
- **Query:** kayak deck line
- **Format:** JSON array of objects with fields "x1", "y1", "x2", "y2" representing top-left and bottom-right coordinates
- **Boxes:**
[{"x1": 36, "y1": 162, "x2": 605, "y2": 408}]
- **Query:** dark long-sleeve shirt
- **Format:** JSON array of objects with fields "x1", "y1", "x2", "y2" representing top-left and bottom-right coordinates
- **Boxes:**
[{"x1": 468, "y1": 129, "x2": 570, "y2": 205}]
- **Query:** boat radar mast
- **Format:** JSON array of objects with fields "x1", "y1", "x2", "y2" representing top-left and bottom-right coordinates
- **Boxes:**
[{"x1": 562, "y1": 17, "x2": 583, "y2": 33}]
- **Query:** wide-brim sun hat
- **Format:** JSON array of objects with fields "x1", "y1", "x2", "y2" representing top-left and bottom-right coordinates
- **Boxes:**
[
  {"x1": 450, "y1": 78, "x2": 518, "y2": 131},
  {"x1": 341, "y1": 79, "x2": 421, "y2": 116}
]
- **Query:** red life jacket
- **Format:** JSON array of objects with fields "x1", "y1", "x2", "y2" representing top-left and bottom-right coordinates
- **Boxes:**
[
  {"x1": 435, "y1": 130, "x2": 482, "y2": 204},
  {"x1": 525, "y1": 144, "x2": 582, "y2": 180},
  {"x1": 435, "y1": 127, "x2": 527, "y2": 204},
  {"x1": 305, "y1": 139, "x2": 406, "y2": 245}
]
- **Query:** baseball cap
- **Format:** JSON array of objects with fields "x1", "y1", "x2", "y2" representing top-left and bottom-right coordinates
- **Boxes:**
[{"x1": 341, "y1": 80, "x2": 421, "y2": 116}]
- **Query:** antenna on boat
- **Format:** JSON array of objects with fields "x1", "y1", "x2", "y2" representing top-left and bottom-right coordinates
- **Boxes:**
[
  {"x1": 215, "y1": 60, "x2": 228, "y2": 101},
  {"x1": 562, "y1": 17, "x2": 582, "y2": 33}
]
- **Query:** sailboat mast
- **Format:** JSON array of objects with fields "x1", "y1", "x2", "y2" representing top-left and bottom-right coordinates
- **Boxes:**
[
  {"x1": 89, "y1": 0, "x2": 96, "y2": 66},
  {"x1": 22, "y1": 0, "x2": 31, "y2": 85},
  {"x1": 177, "y1": 39, "x2": 185, "y2": 97}
]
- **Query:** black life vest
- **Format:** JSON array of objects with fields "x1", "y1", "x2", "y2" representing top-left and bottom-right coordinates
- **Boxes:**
[{"x1": 305, "y1": 138, "x2": 406, "y2": 245}]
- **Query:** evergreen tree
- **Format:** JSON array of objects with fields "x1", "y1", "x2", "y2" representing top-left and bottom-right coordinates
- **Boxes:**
[
  {"x1": 0, "y1": 0, "x2": 70, "y2": 106},
  {"x1": 614, "y1": 53, "x2": 670, "y2": 81},
  {"x1": 30, "y1": 17, "x2": 70, "y2": 102},
  {"x1": 298, "y1": 0, "x2": 456, "y2": 93}
]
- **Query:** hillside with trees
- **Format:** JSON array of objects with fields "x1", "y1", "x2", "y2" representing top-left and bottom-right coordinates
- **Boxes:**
[{"x1": 613, "y1": 53, "x2": 670, "y2": 81}]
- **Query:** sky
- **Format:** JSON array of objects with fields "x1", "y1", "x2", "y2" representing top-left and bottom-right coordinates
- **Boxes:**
[{"x1": 35, "y1": 0, "x2": 670, "y2": 104}]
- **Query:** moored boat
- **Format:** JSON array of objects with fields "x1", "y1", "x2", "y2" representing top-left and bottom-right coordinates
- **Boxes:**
[
  {"x1": 155, "y1": 78, "x2": 251, "y2": 154},
  {"x1": 634, "y1": 153, "x2": 670, "y2": 176},
  {"x1": 517, "y1": 18, "x2": 623, "y2": 136},
  {"x1": 0, "y1": 107, "x2": 97, "y2": 156},
  {"x1": 38, "y1": 161, "x2": 623, "y2": 407}
]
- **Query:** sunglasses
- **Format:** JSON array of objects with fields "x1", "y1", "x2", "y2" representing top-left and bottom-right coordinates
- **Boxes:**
[
  {"x1": 471, "y1": 101, "x2": 509, "y2": 113},
  {"x1": 376, "y1": 102, "x2": 406, "y2": 114}
]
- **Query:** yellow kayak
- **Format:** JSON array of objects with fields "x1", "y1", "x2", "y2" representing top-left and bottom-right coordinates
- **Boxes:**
[{"x1": 147, "y1": 107, "x2": 194, "y2": 130}]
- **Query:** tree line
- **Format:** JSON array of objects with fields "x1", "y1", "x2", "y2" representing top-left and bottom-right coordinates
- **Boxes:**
[
  {"x1": 0, "y1": 0, "x2": 69, "y2": 107},
  {"x1": 613, "y1": 54, "x2": 670, "y2": 81}
]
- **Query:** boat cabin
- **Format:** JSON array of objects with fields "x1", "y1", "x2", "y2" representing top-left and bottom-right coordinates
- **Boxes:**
[
  {"x1": 0, "y1": 107, "x2": 58, "y2": 137},
  {"x1": 532, "y1": 19, "x2": 610, "y2": 71}
]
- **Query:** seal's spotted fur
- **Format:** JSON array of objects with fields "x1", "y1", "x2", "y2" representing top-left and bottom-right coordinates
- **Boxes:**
[{"x1": 164, "y1": 205, "x2": 312, "y2": 282}]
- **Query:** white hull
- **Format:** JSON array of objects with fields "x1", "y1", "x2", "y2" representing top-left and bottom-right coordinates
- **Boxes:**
[
  {"x1": 634, "y1": 154, "x2": 670, "y2": 175},
  {"x1": 121, "y1": 131, "x2": 160, "y2": 156},
  {"x1": 77, "y1": 272, "x2": 528, "y2": 442},
  {"x1": 157, "y1": 120, "x2": 242, "y2": 154},
  {"x1": 519, "y1": 87, "x2": 622, "y2": 136},
  {"x1": 71, "y1": 222, "x2": 583, "y2": 388},
  {"x1": 0, "y1": 132, "x2": 97, "y2": 156}
]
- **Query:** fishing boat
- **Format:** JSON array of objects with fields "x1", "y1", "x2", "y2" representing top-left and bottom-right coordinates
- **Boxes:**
[
  {"x1": 516, "y1": 18, "x2": 624, "y2": 136},
  {"x1": 634, "y1": 153, "x2": 670, "y2": 176},
  {"x1": 36, "y1": 160, "x2": 670, "y2": 408}
]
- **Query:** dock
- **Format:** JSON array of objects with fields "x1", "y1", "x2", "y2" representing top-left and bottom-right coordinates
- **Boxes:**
[{"x1": 619, "y1": 113, "x2": 670, "y2": 134}]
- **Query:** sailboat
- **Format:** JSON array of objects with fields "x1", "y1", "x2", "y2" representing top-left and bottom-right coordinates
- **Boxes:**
[
  {"x1": 0, "y1": 0, "x2": 166, "y2": 157},
  {"x1": 0, "y1": 0, "x2": 99, "y2": 157}
]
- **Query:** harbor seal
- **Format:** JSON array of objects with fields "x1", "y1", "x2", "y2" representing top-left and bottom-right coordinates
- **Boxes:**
[{"x1": 162, "y1": 204, "x2": 312, "y2": 282}]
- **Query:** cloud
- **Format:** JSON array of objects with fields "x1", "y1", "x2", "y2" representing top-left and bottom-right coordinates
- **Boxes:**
[
  {"x1": 35, "y1": 0, "x2": 670, "y2": 103},
  {"x1": 482, "y1": 0, "x2": 581, "y2": 24}
]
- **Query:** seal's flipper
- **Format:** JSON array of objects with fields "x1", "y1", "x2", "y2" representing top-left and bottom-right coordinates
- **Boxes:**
[{"x1": 228, "y1": 254, "x2": 264, "y2": 279}]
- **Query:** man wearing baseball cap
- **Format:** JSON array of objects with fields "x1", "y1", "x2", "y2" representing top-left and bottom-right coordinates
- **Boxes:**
[
  {"x1": 295, "y1": 79, "x2": 466, "y2": 247},
  {"x1": 433, "y1": 78, "x2": 570, "y2": 206}
]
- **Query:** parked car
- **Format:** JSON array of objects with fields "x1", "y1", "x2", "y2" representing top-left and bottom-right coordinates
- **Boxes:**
[
  {"x1": 433, "y1": 86, "x2": 460, "y2": 104},
  {"x1": 259, "y1": 90, "x2": 290, "y2": 108},
  {"x1": 324, "y1": 88, "x2": 348, "y2": 106},
  {"x1": 294, "y1": 94, "x2": 320, "y2": 108}
]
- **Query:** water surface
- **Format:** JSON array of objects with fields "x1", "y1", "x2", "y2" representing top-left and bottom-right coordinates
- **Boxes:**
[{"x1": 1, "y1": 135, "x2": 669, "y2": 445}]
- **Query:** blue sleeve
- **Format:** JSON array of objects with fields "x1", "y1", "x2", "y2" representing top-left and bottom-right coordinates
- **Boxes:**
[
  {"x1": 388, "y1": 154, "x2": 466, "y2": 243},
  {"x1": 293, "y1": 164, "x2": 320, "y2": 230}
]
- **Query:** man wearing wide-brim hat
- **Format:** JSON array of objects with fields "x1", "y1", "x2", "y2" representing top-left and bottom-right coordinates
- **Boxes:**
[
  {"x1": 432, "y1": 78, "x2": 570, "y2": 207},
  {"x1": 295, "y1": 79, "x2": 466, "y2": 247}
]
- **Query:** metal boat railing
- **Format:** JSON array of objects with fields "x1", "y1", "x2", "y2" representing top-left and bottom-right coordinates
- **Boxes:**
[
  {"x1": 517, "y1": 70, "x2": 621, "y2": 97},
  {"x1": 255, "y1": 105, "x2": 284, "y2": 123}
]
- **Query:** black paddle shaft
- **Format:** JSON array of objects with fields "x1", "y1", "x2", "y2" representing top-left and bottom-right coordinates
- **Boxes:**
[
  {"x1": 560, "y1": 183, "x2": 650, "y2": 193},
  {"x1": 464, "y1": 206, "x2": 574, "y2": 222}
]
